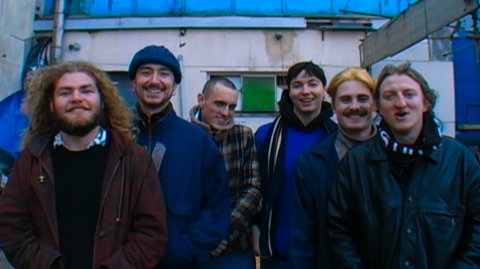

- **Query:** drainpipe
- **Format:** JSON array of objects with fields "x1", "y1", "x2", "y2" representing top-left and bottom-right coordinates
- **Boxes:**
[
  {"x1": 51, "y1": 0, "x2": 65, "y2": 64},
  {"x1": 178, "y1": 54, "x2": 187, "y2": 118}
]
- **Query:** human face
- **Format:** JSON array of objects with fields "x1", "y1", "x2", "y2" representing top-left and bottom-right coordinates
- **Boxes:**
[
  {"x1": 132, "y1": 64, "x2": 176, "y2": 112},
  {"x1": 197, "y1": 84, "x2": 238, "y2": 131},
  {"x1": 334, "y1": 80, "x2": 375, "y2": 133},
  {"x1": 378, "y1": 74, "x2": 428, "y2": 143},
  {"x1": 50, "y1": 72, "x2": 102, "y2": 136},
  {"x1": 289, "y1": 70, "x2": 326, "y2": 116}
]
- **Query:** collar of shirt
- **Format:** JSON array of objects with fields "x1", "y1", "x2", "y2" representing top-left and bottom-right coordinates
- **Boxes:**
[{"x1": 53, "y1": 127, "x2": 107, "y2": 150}]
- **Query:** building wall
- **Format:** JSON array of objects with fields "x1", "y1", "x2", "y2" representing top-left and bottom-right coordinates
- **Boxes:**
[
  {"x1": 61, "y1": 29, "x2": 365, "y2": 131},
  {"x1": 0, "y1": 0, "x2": 37, "y2": 100}
]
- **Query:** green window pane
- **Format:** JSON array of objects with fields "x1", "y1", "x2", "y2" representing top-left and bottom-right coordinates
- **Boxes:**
[{"x1": 242, "y1": 77, "x2": 276, "y2": 111}]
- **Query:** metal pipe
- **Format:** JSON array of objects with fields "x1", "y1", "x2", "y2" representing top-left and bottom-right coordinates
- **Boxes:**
[
  {"x1": 178, "y1": 54, "x2": 187, "y2": 118},
  {"x1": 51, "y1": 0, "x2": 65, "y2": 64}
]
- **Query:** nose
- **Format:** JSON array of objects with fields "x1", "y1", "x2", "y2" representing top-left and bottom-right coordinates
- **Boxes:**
[
  {"x1": 149, "y1": 72, "x2": 161, "y2": 85},
  {"x1": 350, "y1": 98, "x2": 361, "y2": 109},
  {"x1": 394, "y1": 95, "x2": 407, "y2": 108},
  {"x1": 219, "y1": 107, "x2": 230, "y2": 117},
  {"x1": 300, "y1": 85, "x2": 312, "y2": 94},
  {"x1": 70, "y1": 89, "x2": 82, "y2": 102}
]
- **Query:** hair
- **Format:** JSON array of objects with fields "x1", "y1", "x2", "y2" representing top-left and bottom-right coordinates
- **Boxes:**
[
  {"x1": 21, "y1": 61, "x2": 135, "y2": 148},
  {"x1": 202, "y1": 76, "x2": 237, "y2": 98},
  {"x1": 286, "y1": 61, "x2": 327, "y2": 89},
  {"x1": 375, "y1": 62, "x2": 438, "y2": 116},
  {"x1": 327, "y1": 67, "x2": 376, "y2": 105}
]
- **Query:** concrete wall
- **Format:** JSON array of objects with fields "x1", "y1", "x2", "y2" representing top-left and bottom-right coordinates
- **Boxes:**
[
  {"x1": 0, "y1": 0, "x2": 37, "y2": 100},
  {"x1": 60, "y1": 29, "x2": 365, "y2": 131}
]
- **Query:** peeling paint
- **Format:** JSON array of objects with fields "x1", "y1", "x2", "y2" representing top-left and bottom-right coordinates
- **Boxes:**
[{"x1": 264, "y1": 30, "x2": 296, "y2": 66}]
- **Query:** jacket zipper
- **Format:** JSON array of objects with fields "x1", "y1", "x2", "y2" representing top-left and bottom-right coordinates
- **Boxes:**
[{"x1": 147, "y1": 117, "x2": 152, "y2": 151}]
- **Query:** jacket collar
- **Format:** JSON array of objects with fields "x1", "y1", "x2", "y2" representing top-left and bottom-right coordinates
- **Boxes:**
[
  {"x1": 308, "y1": 130, "x2": 338, "y2": 159},
  {"x1": 27, "y1": 128, "x2": 131, "y2": 159},
  {"x1": 366, "y1": 133, "x2": 441, "y2": 163},
  {"x1": 189, "y1": 105, "x2": 229, "y2": 142}
]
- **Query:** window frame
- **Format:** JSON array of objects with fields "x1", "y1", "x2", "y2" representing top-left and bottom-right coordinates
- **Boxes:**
[{"x1": 207, "y1": 72, "x2": 287, "y2": 115}]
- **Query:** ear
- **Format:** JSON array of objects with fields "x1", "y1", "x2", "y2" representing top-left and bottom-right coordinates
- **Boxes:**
[
  {"x1": 197, "y1": 93, "x2": 205, "y2": 107},
  {"x1": 423, "y1": 98, "x2": 430, "y2": 113},
  {"x1": 131, "y1": 80, "x2": 136, "y2": 93},
  {"x1": 173, "y1": 83, "x2": 178, "y2": 96}
]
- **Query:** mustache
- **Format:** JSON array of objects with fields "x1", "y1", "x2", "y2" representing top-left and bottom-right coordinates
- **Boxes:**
[
  {"x1": 66, "y1": 106, "x2": 89, "y2": 112},
  {"x1": 343, "y1": 108, "x2": 369, "y2": 117}
]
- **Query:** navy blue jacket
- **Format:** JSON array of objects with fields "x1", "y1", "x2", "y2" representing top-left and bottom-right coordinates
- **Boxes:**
[
  {"x1": 135, "y1": 109, "x2": 230, "y2": 268},
  {"x1": 289, "y1": 131, "x2": 339, "y2": 269},
  {"x1": 0, "y1": 91, "x2": 29, "y2": 158},
  {"x1": 254, "y1": 118, "x2": 337, "y2": 258}
]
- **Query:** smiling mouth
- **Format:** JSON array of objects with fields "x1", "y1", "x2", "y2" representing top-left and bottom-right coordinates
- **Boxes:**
[
  {"x1": 144, "y1": 88, "x2": 164, "y2": 94},
  {"x1": 300, "y1": 99, "x2": 314, "y2": 104},
  {"x1": 68, "y1": 108, "x2": 88, "y2": 112}
]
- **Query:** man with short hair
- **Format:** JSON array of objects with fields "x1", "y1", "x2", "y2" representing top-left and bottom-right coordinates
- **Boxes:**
[
  {"x1": 0, "y1": 61, "x2": 168, "y2": 269},
  {"x1": 129, "y1": 45, "x2": 231, "y2": 269},
  {"x1": 289, "y1": 67, "x2": 377, "y2": 268},
  {"x1": 189, "y1": 77, "x2": 262, "y2": 269},
  {"x1": 254, "y1": 61, "x2": 337, "y2": 269},
  {"x1": 329, "y1": 63, "x2": 480, "y2": 268}
]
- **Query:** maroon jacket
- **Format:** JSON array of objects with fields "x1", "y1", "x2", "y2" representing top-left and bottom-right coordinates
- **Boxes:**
[{"x1": 0, "y1": 129, "x2": 168, "y2": 269}]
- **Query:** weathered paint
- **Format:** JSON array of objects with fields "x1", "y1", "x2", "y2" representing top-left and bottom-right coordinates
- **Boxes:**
[{"x1": 42, "y1": 0, "x2": 420, "y2": 17}]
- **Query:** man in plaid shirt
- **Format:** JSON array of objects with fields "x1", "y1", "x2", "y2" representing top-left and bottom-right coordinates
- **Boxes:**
[{"x1": 190, "y1": 76, "x2": 262, "y2": 269}]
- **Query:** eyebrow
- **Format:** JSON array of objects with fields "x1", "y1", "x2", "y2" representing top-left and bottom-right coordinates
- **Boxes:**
[{"x1": 57, "y1": 83, "x2": 95, "y2": 91}]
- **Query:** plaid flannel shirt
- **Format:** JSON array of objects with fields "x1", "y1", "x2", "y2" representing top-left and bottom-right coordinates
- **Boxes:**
[{"x1": 190, "y1": 107, "x2": 262, "y2": 253}]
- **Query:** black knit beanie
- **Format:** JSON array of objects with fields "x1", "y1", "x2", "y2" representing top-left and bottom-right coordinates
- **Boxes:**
[{"x1": 128, "y1": 45, "x2": 182, "y2": 83}]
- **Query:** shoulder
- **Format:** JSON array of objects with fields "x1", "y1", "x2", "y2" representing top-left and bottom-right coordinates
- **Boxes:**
[
  {"x1": 171, "y1": 116, "x2": 212, "y2": 140},
  {"x1": 255, "y1": 123, "x2": 272, "y2": 137},
  {"x1": 232, "y1": 124, "x2": 254, "y2": 137},
  {"x1": 439, "y1": 136, "x2": 476, "y2": 158}
]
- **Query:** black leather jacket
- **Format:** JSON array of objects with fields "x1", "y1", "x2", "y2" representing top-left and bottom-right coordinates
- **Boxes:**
[{"x1": 329, "y1": 135, "x2": 480, "y2": 269}]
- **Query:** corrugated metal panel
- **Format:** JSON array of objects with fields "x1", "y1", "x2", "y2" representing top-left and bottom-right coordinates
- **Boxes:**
[
  {"x1": 44, "y1": 0, "x2": 86, "y2": 15},
  {"x1": 44, "y1": 0, "x2": 55, "y2": 15},
  {"x1": 284, "y1": 0, "x2": 332, "y2": 14},
  {"x1": 235, "y1": 0, "x2": 282, "y2": 15},
  {"x1": 381, "y1": 0, "x2": 413, "y2": 16},
  {"x1": 89, "y1": 0, "x2": 134, "y2": 16},
  {"x1": 452, "y1": 38, "x2": 479, "y2": 126},
  {"x1": 335, "y1": 0, "x2": 380, "y2": 14},
  {"x1": 135, "y1": 0, "x2": 183, "y2": 15},
  {"x1": 42, "y1": 0, "x2": 422, "y2": 17},
  {"x1": 107, "y1": 72, "x2": 138, "y2": 108},
  {"x1": 185, "y1": 0, "x2": 231, "y2": 14}
]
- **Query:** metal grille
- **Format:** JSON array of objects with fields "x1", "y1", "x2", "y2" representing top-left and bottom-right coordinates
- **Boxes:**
[{"x1": 360, "y1": 0, "x2": 479, "y2": 67}]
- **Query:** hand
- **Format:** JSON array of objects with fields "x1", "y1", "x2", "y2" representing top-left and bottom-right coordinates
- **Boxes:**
[
  {"x1": 251, "y1": 225, "x2": 260, "y2": 256},
  {"x1": 211, "y1": 240, "x2": 228, "y2": 257}
]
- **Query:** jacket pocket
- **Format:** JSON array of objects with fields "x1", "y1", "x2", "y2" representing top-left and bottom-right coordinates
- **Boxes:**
[
  {"x1": 421, "y1": 208, "x2": 463, "y2": 246},
  {"x1": 423, "y1": 209, "x2": 460, "y2": 227},
  {"x1": 168, "y1": 202, "x2": 194, "y2": 218}
]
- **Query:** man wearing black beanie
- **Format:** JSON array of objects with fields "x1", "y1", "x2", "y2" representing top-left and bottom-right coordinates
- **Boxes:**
[{"x1": 129, "y1": 45, "x2": 231, "y2": 269}]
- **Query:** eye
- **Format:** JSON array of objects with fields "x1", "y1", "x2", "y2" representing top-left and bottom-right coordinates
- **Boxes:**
[
  {"x1": 140, "y1": 70, "x2": 151, "y2": 76},
  {"x1": 358, "y1": 96, "x2": 370, "y2": 103}
]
